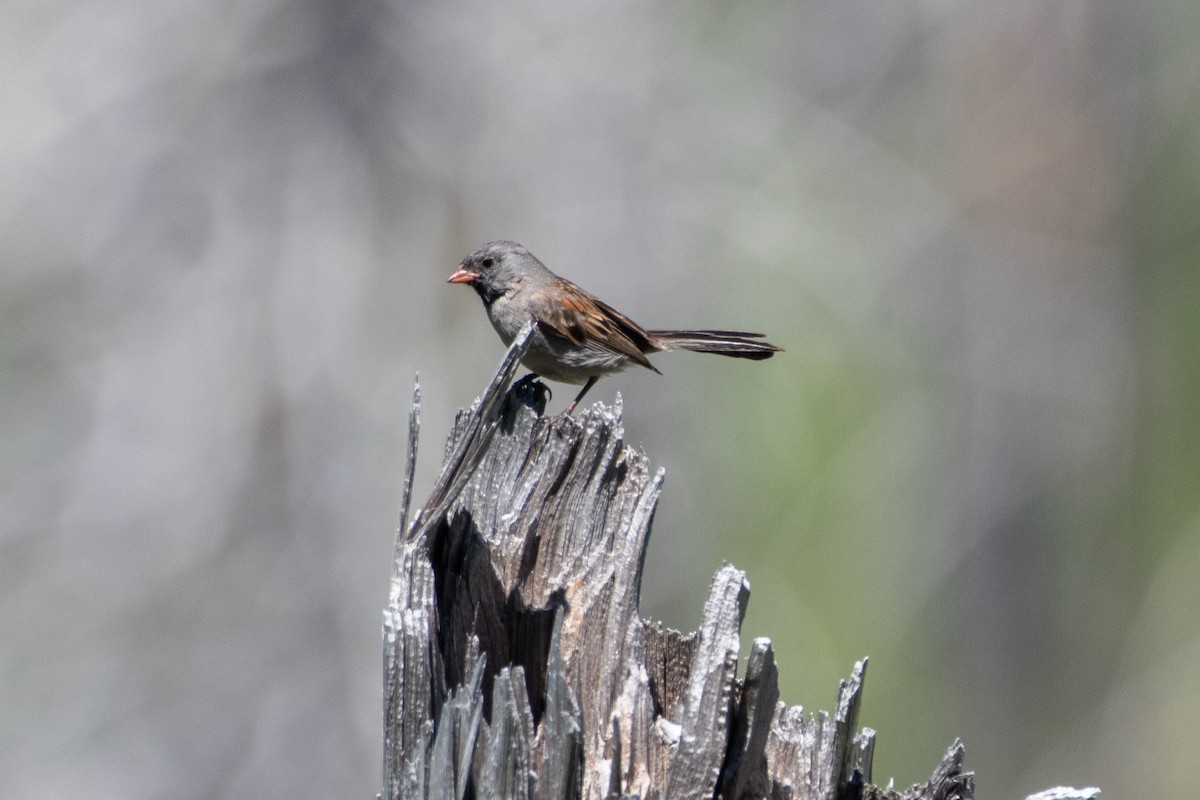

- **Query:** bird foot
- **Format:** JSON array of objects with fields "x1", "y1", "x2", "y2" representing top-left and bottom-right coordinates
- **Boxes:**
[{"x1": 510, "y1": 373, "x2": 552, "y2": 416}]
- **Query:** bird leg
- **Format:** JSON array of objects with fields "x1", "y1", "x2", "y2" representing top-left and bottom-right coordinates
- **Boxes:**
[{"x1": 564, "y1": 376, "x2": 599, "y2": 415}]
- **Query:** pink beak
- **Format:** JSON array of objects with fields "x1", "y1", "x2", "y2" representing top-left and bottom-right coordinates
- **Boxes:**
[{"x1": 447, "y1": 268, "x2": 479, "y2": 284}]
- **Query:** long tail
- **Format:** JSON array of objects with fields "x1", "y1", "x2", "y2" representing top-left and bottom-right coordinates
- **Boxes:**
[{"x1": 649, "y1": 330, "x2": 782, "y2": 360}]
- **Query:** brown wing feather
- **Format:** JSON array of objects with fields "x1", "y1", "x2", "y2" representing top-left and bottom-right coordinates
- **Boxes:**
[{"x1": 531, "y1": 278, "x2": 660, "y2": 372}]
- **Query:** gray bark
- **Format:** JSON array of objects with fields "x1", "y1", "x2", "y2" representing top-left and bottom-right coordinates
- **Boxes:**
[{"x1": 381, "y1": 325, "x2": 1099, "y2": 800}]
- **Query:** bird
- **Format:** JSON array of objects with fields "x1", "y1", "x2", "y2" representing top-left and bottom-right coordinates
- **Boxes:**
[{"x1": 448, "y1": 240, "x2": 782, "y2": 414}]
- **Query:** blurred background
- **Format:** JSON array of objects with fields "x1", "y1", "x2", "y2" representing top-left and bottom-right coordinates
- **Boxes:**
[{"x1": 3, "y1": 1, "x2": 1197, "y2": 798}]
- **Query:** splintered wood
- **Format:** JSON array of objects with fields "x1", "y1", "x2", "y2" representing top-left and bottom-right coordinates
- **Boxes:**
[{"x1": 382, "y1": 326, "x2": 1099, "y2": 800}]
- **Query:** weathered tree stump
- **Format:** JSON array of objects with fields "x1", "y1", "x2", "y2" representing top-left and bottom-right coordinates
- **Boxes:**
[{"x1": 381, "y1": 325, "x2": 1099, "y2": 800}]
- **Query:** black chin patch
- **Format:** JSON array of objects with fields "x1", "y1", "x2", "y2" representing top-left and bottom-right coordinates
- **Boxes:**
[{"x1": 473, "y1": 282, "x2": 503, "y2": 305}]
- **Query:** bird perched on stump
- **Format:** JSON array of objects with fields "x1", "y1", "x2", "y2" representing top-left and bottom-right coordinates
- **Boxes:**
[{"x1": 449, "y1": 240, "x2": 782, "y2": 413}]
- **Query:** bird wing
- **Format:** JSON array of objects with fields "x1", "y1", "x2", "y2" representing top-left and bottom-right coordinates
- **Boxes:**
[{"x1": 530, "y1": 279, "x2": 659, "y2": 372}]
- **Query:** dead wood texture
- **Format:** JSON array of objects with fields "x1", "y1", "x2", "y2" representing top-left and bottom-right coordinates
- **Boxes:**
[{"x1": 381, "y1": 325, "x2": 1100, "y2": 800}]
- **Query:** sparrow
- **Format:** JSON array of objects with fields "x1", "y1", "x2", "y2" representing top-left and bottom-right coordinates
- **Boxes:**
[{"x1": 448, "y1": 240, "x2": 782, "y2": 413}]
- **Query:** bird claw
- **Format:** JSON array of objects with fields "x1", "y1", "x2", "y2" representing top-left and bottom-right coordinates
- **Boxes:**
[{"x1": 510, "y1": 373, "x2": 552, "y2": 416}]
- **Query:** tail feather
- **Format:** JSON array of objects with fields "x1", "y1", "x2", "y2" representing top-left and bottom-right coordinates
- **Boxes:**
[{"x1": 649, "y1": 329, "x2": 782, "y2": 360}]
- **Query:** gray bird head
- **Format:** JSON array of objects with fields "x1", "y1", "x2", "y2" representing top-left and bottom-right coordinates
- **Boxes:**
[{"x1": 447, "y1": 240, "x2": 548, "y2": 305}]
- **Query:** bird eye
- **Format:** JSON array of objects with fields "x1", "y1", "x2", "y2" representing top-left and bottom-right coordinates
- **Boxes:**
[{"x1": 481, "y1": 257, "x2": 495, "y2": 269}]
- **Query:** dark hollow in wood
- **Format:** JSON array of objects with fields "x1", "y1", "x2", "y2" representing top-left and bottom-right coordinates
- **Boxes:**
[{"x1": 382, "y1": 326, "x2": 1101, "y2": 800}]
